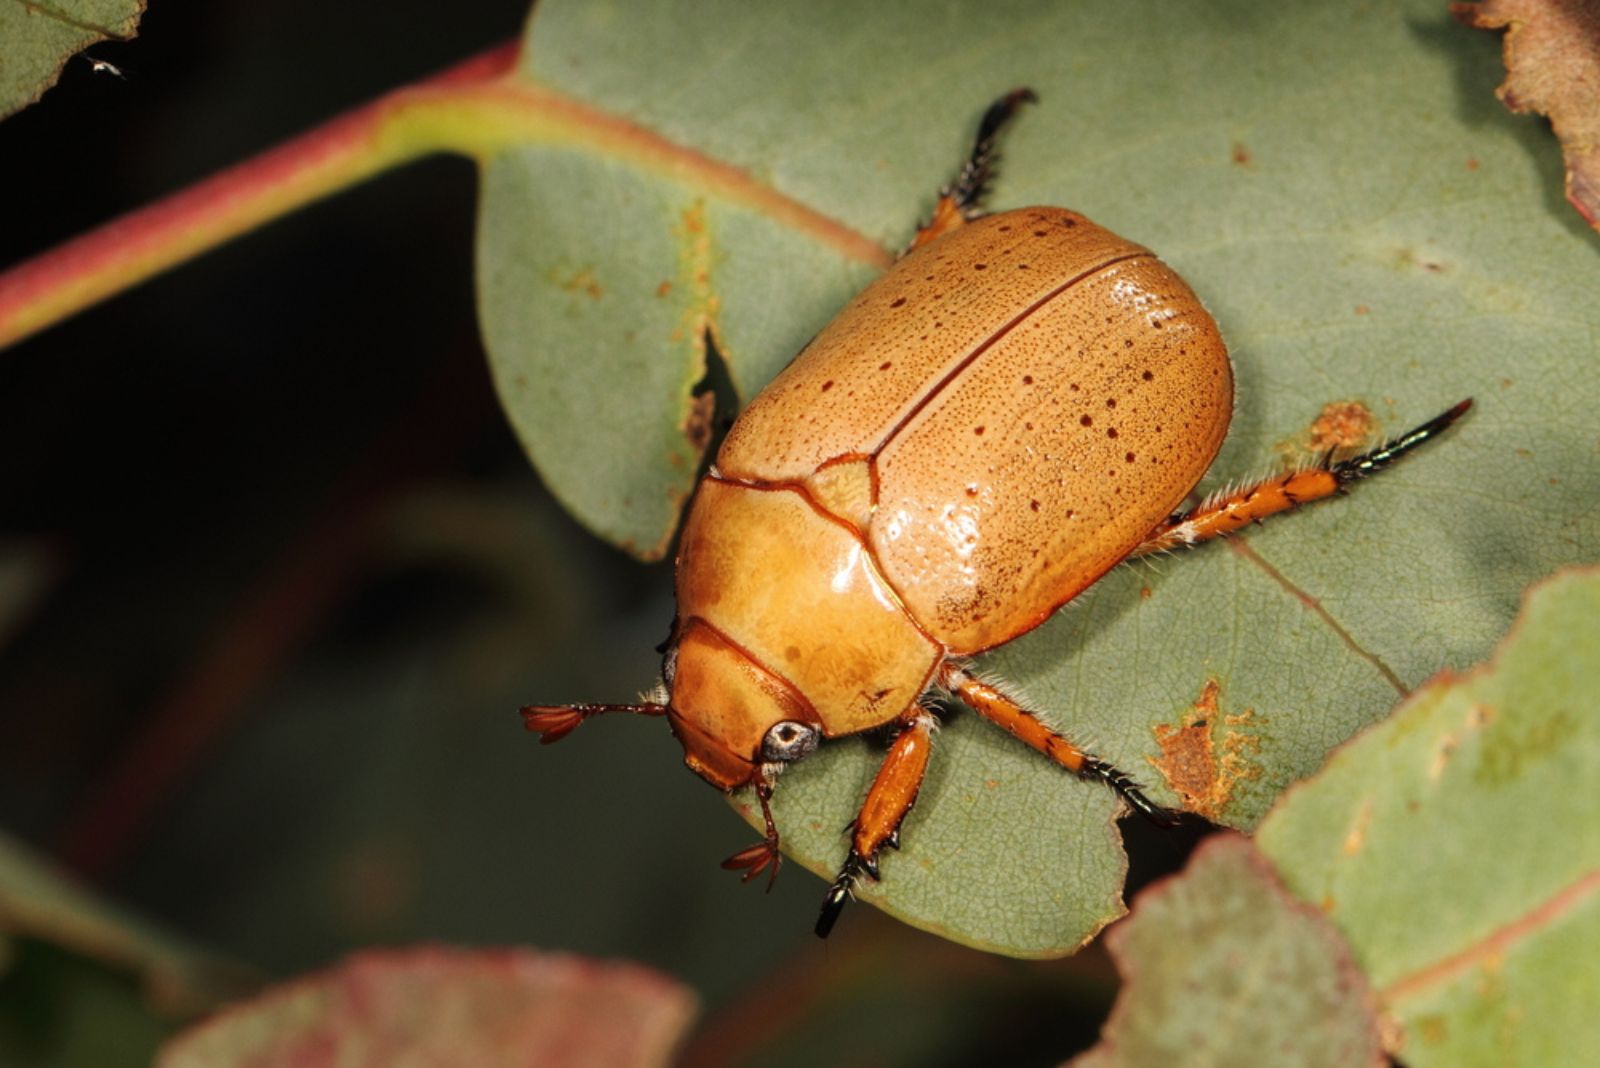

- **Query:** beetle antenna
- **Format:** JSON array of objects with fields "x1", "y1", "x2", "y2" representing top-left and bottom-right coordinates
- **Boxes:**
[{"x1": 520, "y1": 701, "x2": 665, "y2": 744}]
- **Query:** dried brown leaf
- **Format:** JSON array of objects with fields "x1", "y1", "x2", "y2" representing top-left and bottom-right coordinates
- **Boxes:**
[
  {"x1": 156, "y1": 946, "x2": 697, "y2": 1068},
  {"x1": 1455, "y1": 0, "x2": 1600, "y2": 229}
]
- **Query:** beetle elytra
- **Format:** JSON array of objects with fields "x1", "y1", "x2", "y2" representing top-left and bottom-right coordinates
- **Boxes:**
[{"x1": 523, "y1": 90, "x2": 1470, "y2": 938}]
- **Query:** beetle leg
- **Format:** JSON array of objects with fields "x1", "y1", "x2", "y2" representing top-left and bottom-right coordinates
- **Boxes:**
[
  {"x1": 520, "y1": 701, "x2": 666, "y2": 744},
  {"x1": 815, "y1": 711, "x2": 938, "y2": 937},
  {"x1": 721, "y1": 771, "x2": 784, "y2": 891},
  {"x1": 1129, "y1": 399, "x2": 1473, "y2": 558},
  {"x1": 941, "y1": 663, "x2": 1178, "y2": 826},
  {"x1": 907, "y1": 88, "x2": 1038, "y2": 254}
]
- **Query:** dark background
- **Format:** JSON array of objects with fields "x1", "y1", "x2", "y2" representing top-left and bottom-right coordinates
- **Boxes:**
[{"x1": 0, "y1": 4, "x2": 1198, "y2": 1063}]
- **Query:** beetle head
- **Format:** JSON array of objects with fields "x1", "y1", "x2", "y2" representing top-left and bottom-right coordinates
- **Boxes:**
[{"x1": 664, "y1": 620, "x2": 821, "y2": 791}]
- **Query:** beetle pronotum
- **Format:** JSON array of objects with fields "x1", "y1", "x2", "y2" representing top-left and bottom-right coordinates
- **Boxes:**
[{"x1": 523, "y1": 90, "x2": 1469, "y2": 937}]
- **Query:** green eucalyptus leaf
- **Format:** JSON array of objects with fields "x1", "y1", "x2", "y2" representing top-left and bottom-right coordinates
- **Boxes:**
[
  {"x1": 482, "y1": 0, "x2": 1599, "y2": 954},
  {"x1": 1258, "y1": 566, "x2": 1600, "y2": 1066},
  {"x1": 1073, "y1": 834, "x2": 1384, "y2": 1068},
  {"x1": 0, "y1": 829, "x2": 250, "y2": 1018},
  {"x1": 0, "y1": 0, "x2": 142, "y2": 119}
]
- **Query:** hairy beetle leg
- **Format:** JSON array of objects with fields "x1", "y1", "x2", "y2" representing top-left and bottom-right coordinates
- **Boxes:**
[
  {"x1": 907, "y1": 87, "x2": 1038, "y2": 254},
  {"x1": 941, "y1": 663, "x2": 1180, "y2": 825},
  {"x1": 814, "y1": 712, "x2": 938, "y2": 937},
  {"x1": 519, "y1": 701, "x2": 666, "y2": 744},
  {"x1": 1130, "y1": 399, "x2": 1473, "y2": 558}
]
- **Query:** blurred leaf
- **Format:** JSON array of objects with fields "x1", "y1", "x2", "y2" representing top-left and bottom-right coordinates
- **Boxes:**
[
  {"x1": 1257, "y1": 566, "x2": 1600, "y2": 1065},
  {"x1": 1071, "y1": 834, "x2": 1383, "y2": 1068},
  {"x1": 0, "y1": 829, "x2": 251, "y2": 1017},
  {"x1": 156, "y1": 946, "x2": 696, "y2": 1068},
  {"x1": 484, "y1": 0, "x2": 1600, "y2": 954},
  {"x1": 0, "y1": 540, "x2": 57, "y2": 653},
  {"x1": 0, "y1": 940, "x2": 172, "y2": 1068},
  {"x1": 0, "y1": 0, "x2": 143, "y2": 119}
]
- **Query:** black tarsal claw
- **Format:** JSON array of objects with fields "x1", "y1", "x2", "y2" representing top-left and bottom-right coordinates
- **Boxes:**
[
  {"x1": 1083, "y1": 756, "x2": 1181, "y2": 828},
  {"x1": 1332, "y1": 398, "x2": 1473, "y2": 485},
  {"x1": 815, "y1": 853, "x2": 864, "y2": 939}
]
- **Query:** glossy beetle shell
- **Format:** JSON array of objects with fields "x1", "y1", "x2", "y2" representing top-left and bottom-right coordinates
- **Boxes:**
[{"x1": 668, "y1": 206, "x2": 1233, "y2": 773}]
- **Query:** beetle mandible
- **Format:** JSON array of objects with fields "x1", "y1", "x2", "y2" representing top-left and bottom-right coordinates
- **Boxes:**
[{"x1": 523, "y1": 90, "x2": 1470, "y2": 938}]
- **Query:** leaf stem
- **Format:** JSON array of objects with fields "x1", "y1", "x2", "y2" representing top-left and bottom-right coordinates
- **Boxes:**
[
  {"x1": 0, "y1": 40, "x2": 890, "y2": 351},
  {"x1": 0, "y1": 43, "x2": 515, "y2": 350}
]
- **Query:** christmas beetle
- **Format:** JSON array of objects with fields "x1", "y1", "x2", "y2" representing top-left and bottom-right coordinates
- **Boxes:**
[{"x1": 523, "y1": 90, "x2": 1469, "y2": 937}]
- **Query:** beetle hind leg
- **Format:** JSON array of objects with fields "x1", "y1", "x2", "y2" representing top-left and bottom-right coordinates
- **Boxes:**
[
  {"x1": 815, "y1": 710, "x2": 938, "y2": 938},
  {"x1": 907, "y1": 88, "x2": 1037, "y2": 253},
  {"x1": 941, "y1": 663, "x2": 1177, "y2": 825},
  {"x1": 1130, "y1": 399, "x2": 1472, "y2": 558}
]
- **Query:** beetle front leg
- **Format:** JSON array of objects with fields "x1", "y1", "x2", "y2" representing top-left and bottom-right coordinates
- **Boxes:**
[
  {"x1": 722, "y1": 767, "x2": 785, "y2": 890},
  {"x1": 940, "y1": 663, "x2": 1177, "y2": 826},
  {"x1": 907, "y1": 88, "x2": 1037, "y2": 254},
  {"x1": 815, "y1": 710, "x2": 938, "y2": 938},
  {"x1": 1129, "y1": 399, "x2": 1472, "y2": 558}
]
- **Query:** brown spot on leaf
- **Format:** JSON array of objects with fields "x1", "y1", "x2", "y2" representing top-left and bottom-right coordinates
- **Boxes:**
[
  {"x1": 1148, "y1": 680, "x2": 1262, "y2": 821},
  {"x1": 559, "y1": 267, "x2": 604, "y2": 300},
  {"x1": 1231, "y1": 140, "x2": 1253, "y2": 167},
  {"x1": 1394, "y1": 245, "x2": 1449, "y2": 273},
  {"x1": 656, "y1": 280, "x2": 672, "y2": 298},
  {"x1": 1456, "y1": 0, "x2": 1600, "y2": 231},
  {"x1": 1342, "y1": 799, "x2": 1374, "y2": 855},
  {"x1": 1308, "y1": 400, "x2": 1378, "y2": 452},
  {"x1": 1414, "y1": 1015, "x2": 1449, "y2": 1047},
  {"x1": 683, "y1": 390, "x2": 715, "y2": 455}
]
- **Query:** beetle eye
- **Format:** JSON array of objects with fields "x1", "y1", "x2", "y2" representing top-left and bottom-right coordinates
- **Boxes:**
[{"x1": 762, "y1": 720, "x2": 820, "y2": 763}]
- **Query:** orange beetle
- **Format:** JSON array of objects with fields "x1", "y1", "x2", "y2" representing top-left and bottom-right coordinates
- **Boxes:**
[{"x1": 524, "y1": 90, "x2": 1469, "y2": 937}]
